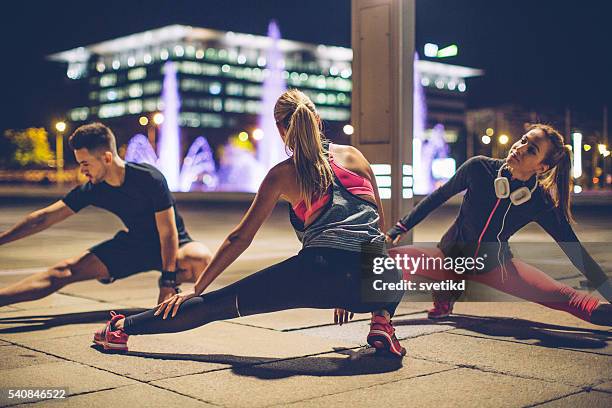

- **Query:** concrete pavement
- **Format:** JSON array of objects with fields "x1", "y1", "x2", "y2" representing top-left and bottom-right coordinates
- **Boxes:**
[{"x1": 0, "y1": 202, "x2": 610, "y2": 407}]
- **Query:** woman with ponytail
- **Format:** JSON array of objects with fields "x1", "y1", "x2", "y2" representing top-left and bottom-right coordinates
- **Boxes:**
[
  {"x1": 386, "y1": 124, "x2": 612, "y2": 326},
  {"x1": 93, "y1": 89, "x2": 407, "y2": 357}
]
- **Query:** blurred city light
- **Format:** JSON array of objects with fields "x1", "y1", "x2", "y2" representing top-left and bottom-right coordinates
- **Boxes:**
[
  {"x1": 437, "y1": 44, "x2": 458, "y2": 58},
  {"x1": 343, "y1": 124, "x2": 354, "y2": 135},
  {"x1": 432, "y1": 158, "x2": 456, "y2": 179},
  {"x1": 238, "y1": 131, "x2": 249, "y2": 142},
  {"x1": 153, "y1": 112, "x2": 164, "y2": 125},
  {"x1": 252, "y1": 128, "x2": 264, "y2": 141},
  {"x1": 139, "y1": 116, "x2": 149, "y2": 126},
  {"x1": 499, "y1": 134, "x2": 509, "y2": 145},
  {"x1": 485, "y1": 128, "x2": 494, "y2": 136},
  {"x1": 55, "y1": 121, "x2": 66, "y2": 132},
  {"x1": 481, "y1": 135, "x2": 491, "y2": 144},
  {"x1": 572, "y1": 132, "x2": 582, "y2": 179},
  {"x1": 584, "y1": 144, "x2": 591, "y2": 151},
  {"x1": 574, "y1": 185, "x2": 583, "y2": 194},
  {"x1": 424, "y1": 43, "x2": 439, "y2": 57}
]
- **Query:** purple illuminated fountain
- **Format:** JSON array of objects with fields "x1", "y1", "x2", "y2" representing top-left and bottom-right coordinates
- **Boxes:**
[
  {"x1": 256, "y1": 20, "x2": 289, "y2": 174},
  {"x1": 126, "y1": 62, "x2": 217, "y2": 192},
  {"x1": 158, "y1": 62, "x2": 181, "y2": 191},
  {"x1": 126, "y1": 22, "x2": 289, "y2": 193},
  {"x1": 413, "y1": 53, "x2": 450, "y2": 194}
]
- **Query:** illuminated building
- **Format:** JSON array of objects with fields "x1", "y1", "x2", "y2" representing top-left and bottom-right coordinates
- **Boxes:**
[{"x1": 49, "y1": 25, "x2": 482, "y2": 156}]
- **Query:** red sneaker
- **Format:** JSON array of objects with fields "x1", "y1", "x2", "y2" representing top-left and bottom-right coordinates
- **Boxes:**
[
  {"x1": 367, "y1": 315, "x2": 406, "y2": 357},
  {"x1": 93, "y1": 311, "x2": 129, "y2": 352},
  {"x1": 427, "y1": 290, "x2": 461, "y2": 319}
]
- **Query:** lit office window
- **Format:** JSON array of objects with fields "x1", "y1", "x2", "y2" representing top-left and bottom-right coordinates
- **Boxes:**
[
  {"x1": 128, "y1": 99, "x2": 143, "y2": 114},
  {"x1": 179, "y1": 61, "x2": 203, "y2": 75},
  {"x1": 205, "y1": 48, "x2": 218, "y2": 60},
  {"x1": 208, "y1": 82, "x2": 221, "y2": 95},
  {"x1": 69, "y1": 107, "x2": 89, "y2": 121},
  {"x1": 143, "y1": 98, "x2": 161, "y2": 112},
  {"x1": 179, "y1": 112, "x2": 202, "y2": 127},
  {"x1": 99, "y1": 74, "x2": 117, "y2": 88},
  {"x1": 128, "y1": 67, "x2": 147, "y2": 81},
  {"x1": 226, "y1": 82, "x2": 244, "y2": 96},
  {"x1": 143, "y1": 81, "x2": 162, "y2": 95},
  {"x1": 201, "y1": 113, "x2": 223, "y2": 128},
  {"x1": 99, "y1": 102, "x2": 126, "y2": 118},
  {"x1": 224, "y1": 98, "x2": 245, "y2": 113},
  {"x1": 244, "y1": 85, "x2": 262, "y2": 98},
  {"x1": 128, "y1": 84, "x2": 143, "y2": 98},
  {"x1": 201, "y1": 63, "x2": 221, "y2": 76},
  {"x1": 318, "y1": 107, "x2": 351, "y2": 121},
  {"x1": 245, "y1": 100, "x2": 261, "y2": 114}
]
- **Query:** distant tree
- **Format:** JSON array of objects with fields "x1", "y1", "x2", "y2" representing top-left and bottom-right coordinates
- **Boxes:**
[{"x1": 1, "y1": 128, "x2": 54, "y2": 169}]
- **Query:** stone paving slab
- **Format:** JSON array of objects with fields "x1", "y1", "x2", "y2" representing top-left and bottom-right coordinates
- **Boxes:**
[
  {"x1": 14, "y1": 383, "x2": 215, "y2": 408},
  {"x1": 0, "y1": 303, "x2": 140, "y2": 342},
  {"x1": 282, "y1": 367, "x2": 578, "y2": 408},
  {"x1": 0, "y1": 345, "x2": 61, "y2": 370},
  {"x1": 0, "y1": 305, "x2": 22, "y2": 313},
  {"x1": 151, "y1": 351, "x2": 455, "y2": 408},
  {"x1": 407, "y1": 332, "x2": 612, "y2": 387},
  {"x1": 232, "y1": 303, "x2": 429, "y2": 332},
  {"x1": 0, "y1": 361, "x2": 136, "y2": 407},
  {"x1": 538, "y1": 390, "x2": 612, "y2": 407},
  {"x1": 16, "y1": 321, "x2": 360, "y2": 382},
  {"x1": 0, "y1": 293, "x2": 107, "y2": 312},
  {"x1": 294, "y1": 312, "x2": 485, "y2": 346},
  {"x1": 594, "y1": 380, "x2": 612, "y2": 393},
  {"x1": 452, "y1": 302, "x2": 608, "y2": 331},
  {"x1": 449, "y1": 319, "x2": 612, "y2": 355}
]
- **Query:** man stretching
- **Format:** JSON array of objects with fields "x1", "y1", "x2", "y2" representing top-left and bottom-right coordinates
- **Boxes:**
[{"x1": 0, "y1": 122, "x2": 211, "y2": 307}]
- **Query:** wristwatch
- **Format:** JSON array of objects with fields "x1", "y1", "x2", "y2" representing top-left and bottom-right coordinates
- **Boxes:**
[{"x1": 158, "y1": 270, "x2": 181, "y2": 292}]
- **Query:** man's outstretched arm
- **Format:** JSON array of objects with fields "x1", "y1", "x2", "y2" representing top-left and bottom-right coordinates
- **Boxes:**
[{"x1": 0, "y1": 200, "x2": 75, "y2": 246}]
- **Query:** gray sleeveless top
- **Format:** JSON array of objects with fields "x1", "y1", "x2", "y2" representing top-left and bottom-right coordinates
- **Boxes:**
[{"x1": 288, "y1": 144, "x2": 385, "y2": 254}]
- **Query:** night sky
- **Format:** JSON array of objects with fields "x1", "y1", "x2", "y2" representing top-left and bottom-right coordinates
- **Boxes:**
[{"x1": 1, "y1": 0, "x2": 610, "y2": 131}]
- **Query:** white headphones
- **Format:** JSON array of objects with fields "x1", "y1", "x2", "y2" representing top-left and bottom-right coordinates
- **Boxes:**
[{"x1": 494, "y1": 163, "x2": 538, "y2": 206}]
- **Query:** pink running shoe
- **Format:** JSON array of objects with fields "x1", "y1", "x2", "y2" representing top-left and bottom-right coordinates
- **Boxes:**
[
  {"x1": 367, "y1": 315, "x2": 406, "y2": 357},
  {"x1": 93, "y1": 311, "x2": 129, "y2": 352},
  {"x1": 427, "y1": 290, "x2": 462, "y2": 319}
]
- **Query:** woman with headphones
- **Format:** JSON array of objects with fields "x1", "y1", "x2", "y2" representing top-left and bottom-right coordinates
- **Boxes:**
[{"x1": 386, "y1": 124, "x2": 612, "y2": 326}]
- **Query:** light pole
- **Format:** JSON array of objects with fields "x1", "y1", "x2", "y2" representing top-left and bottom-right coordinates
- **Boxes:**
[{"x1": 55, "y1": 121, "x2": 67, "y2": 185}]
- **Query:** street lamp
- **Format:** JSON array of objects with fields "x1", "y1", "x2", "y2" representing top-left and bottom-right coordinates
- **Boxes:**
[
  {"x1": 498, "y1": 134, "x2": 509, "y2": 145},
  {"x1": 54, "y1": 121, "x2": 67, "y2": 184},
  {"x1": 153, "y1": 112, "x2": 164, "y2": 125}
]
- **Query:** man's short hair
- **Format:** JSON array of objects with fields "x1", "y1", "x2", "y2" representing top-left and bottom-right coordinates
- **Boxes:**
[{"x1": 68, "y1": 122, "x2": 117, "y2": 154}]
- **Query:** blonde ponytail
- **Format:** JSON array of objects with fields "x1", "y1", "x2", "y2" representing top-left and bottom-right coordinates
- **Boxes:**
[{"x1": 274, "y1": 89, "x2": 333, "y2": 208}]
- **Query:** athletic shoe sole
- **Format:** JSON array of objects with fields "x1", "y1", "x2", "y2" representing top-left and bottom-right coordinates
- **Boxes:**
[
  {"x1": 93, "y1": 338, "x2": 128, "y2": 352},
  {"x1": 367, "y1": 329, "x2": 406, "y2": 357},
  {"x1": 427, "y1": 311, "x2": 452, "y2": 319}
]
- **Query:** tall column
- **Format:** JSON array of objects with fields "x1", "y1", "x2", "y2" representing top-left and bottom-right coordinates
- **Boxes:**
[{"x1": 351, "y1": 0, "x2": 415, "y2": 242}]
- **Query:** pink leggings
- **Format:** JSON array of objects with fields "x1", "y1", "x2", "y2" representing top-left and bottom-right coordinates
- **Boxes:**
[{"x1": 388, "y1": 246, "x2": 601, "y2": 322}]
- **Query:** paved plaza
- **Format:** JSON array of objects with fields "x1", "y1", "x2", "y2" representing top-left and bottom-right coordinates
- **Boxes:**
[{"x1": 0, "y1": 199, "x2": 610, "y2": 407}]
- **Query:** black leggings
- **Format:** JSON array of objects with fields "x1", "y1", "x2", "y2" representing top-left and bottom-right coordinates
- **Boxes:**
[{"x1": 124, "y1": 247, "x2": 403, "y2": 335}]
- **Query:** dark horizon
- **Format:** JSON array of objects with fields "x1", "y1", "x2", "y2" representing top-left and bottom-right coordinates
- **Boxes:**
[{"x1": 1, "y1": 0, "x2": 610, "y2": 131}]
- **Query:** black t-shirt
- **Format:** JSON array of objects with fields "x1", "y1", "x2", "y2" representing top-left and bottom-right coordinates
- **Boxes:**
[
  {"x1": 397, "y1": 156, "x2": 608, "y2": 286},
  {"x1": 62, "y1": 162, "x2": 189, "y2": 243}
]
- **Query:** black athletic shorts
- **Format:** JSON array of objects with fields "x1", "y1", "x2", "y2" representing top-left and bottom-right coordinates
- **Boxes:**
[{"x1": 89, "y1": 230, "x2": 194, "y2": 281}]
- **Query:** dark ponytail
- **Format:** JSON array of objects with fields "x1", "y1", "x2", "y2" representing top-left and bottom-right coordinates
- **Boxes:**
[{"x1": 532, "y1": 124, "x2": 574, "y2": 223}]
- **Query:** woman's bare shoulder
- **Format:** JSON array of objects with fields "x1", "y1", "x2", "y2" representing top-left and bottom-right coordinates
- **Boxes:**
[{"x1": 330, "y1": 143, "x2": 369, "y2": 166}]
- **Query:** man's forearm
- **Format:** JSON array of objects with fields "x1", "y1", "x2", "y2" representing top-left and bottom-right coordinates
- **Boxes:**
[
  {"x1": 159, "y1": 233, "x2": 179, "y2": 272},
  {"x1": 0, "y1": 213, "x2": 49, "y2": 245}
]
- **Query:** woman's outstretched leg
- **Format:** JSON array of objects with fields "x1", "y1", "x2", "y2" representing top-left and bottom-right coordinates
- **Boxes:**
[{"x1": 471, "y1": 259, "x2": 606, "y2": 324}]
